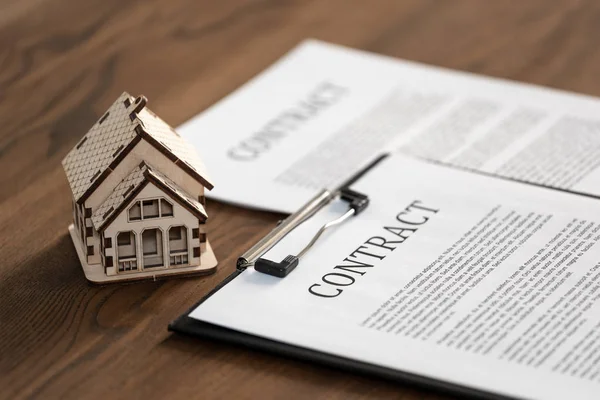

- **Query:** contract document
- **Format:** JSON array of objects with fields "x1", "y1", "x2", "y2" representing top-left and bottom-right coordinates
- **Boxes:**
[
  {"x1": 179, "y1": 40, "x2": 600, "y2": 213},
  {"x1": 181, "y1": 156, "x2": 600, "y2": 400}
]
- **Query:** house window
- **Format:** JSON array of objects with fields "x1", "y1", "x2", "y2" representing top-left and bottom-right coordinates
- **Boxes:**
[
  {"x1": 117, "y1": 232, "x2": 131, "y2": 246},
  {"x1": 161, "y1": 199, "x2": 173, "y2": 216},
  {"x1": 169, "y1": 226, "x2": 186, "y2": 250},
  {"x1": 117, "y1": 232, "x2": 135, "y2": 258},
  {"x1": 168, "y1": 226, "x2": 188, "y2": 266},
  {"x1": 128, "y1": 198, "x2": 174, "y2": 222},
  {"x1": 142, "y1": 199, "x2": 159, "y2": 218},
  {"x1": 117, "y1": 231, "x2": 137, "y2": 272},
  {"x1": 129, "y1": 202, "x2": 141, "y2": 220},
  {"x1": 169, "y1": 226, "x2": 182, "y2": 241}
]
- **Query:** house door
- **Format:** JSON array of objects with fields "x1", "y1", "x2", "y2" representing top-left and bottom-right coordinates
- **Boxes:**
[{"x1": 142, "y1": 228, "x2": 164, "y2": 268}]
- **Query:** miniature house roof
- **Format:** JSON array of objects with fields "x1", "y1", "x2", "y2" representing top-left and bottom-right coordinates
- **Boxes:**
[
  {"x1": 91, "y1": 162, "x2": 208, "y2": 232},
  {"x1": 61, "y1": 92, "x2": 213, "y2": 204}
]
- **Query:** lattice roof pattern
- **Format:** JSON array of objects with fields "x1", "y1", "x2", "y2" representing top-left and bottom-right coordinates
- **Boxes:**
[
  {"x1": 62, "y1": 92, "x2": 137, "y2": 201},
  {"x1": 137, "y1": 108, "x2": 213, "y2": 188},
  {"x1": 62, "y1": 92, "x2": 214, "y2": 204}
]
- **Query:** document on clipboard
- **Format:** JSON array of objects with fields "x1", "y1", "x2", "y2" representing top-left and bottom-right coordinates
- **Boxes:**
[
  {"x1": 170, "y1": 155, "x2": 600, "y2": 400},
  {"x1": 179, "y1": 40, "x2": 600, "y2": 214}
]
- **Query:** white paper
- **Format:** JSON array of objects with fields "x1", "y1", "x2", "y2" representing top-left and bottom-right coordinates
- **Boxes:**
[
  {"x1": 189, "y1": 155, "x2": 600, "y2": 400},
  {"x1": 179, "y1": 40, "x2": 600, "y2": 213}
]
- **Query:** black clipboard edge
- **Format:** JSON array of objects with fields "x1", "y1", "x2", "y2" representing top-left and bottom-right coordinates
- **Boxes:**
[{"x1": 169, "y1": 270, "x2": 518, "y2": 400}]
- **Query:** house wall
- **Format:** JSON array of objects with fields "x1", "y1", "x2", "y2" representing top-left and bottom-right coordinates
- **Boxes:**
[
  {"x1": 101, "y1": 183, "x2": 203, "y2": 276},
  {"x1": 85, "y1": 212, "x2": 101, "y2": 266},
  {"x1": 198, "y1": 219, "x2": 207, "y2": 254},
  {"x1": 82, "y1": 139, "x2": 207, "y2": 269},
  {"x1": 72, "y1": 198, "x2": 102, "y2": 268}
]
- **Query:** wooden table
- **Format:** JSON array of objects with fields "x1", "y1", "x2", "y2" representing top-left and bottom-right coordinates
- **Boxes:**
[{"x1": 2, "y1": 1, "x2": 600, "y2": 398}]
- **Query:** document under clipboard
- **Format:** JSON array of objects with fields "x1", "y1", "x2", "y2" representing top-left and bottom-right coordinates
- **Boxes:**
[
  {"x1": 169, "y1": 154, "x2": 502, "y2": 399},
  {"x1": 169, "y1": 154, "x2": 600, "y2": 400}
]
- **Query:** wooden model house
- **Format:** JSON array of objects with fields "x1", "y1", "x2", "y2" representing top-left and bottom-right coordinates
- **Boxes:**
[{"x1": 62, "y1": 92, "x2": 217, "y2": 283}]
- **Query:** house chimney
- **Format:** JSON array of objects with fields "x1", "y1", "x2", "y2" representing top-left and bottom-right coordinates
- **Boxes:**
[{"x1": 128, "y1": 95, "x2": 147, "y2": 121}]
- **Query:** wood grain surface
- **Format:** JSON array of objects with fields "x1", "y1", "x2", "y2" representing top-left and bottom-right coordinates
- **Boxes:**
[{"x1": 2, "y1": 0, "x2": 600, "y2": 399}]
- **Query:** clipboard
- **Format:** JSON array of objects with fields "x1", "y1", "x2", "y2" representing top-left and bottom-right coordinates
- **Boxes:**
[
  {"x1": 168, "y1": 154, "x2": 522, "y2": 400},
  {"x1": 169, "y1": 154, "x2": 600, "y2": 400}
]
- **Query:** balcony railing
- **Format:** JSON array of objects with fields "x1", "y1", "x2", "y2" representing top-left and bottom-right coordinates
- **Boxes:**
[
  {"x1": 169, "y1": 251, "x2": 188, "y2": 266},
  {"x1": 118, "y1": 256, "x2": 138, "y2": 272}
]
